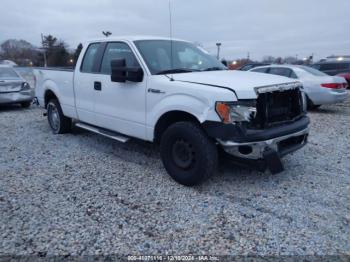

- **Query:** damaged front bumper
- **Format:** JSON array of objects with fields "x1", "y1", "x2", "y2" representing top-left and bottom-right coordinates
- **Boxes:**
[
  {"x1": 203, "y1": 116, "x2": 310, "y2": 174},
  {"x1": 219, "y1": 127, "x2": 309, "y2": 160}
]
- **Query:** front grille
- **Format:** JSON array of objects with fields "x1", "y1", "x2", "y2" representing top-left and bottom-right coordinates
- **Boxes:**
[{"x1": 249, "y1": 87, "x2": 304, "y2": 129}]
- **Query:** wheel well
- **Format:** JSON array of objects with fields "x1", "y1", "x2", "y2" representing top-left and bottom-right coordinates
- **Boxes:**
[
  {"x1": 44, "y1": 90, "x2": 58, "y2": 108},
  {"x1": 154, "y1": 111, "x2": 200, "y2": 143}
]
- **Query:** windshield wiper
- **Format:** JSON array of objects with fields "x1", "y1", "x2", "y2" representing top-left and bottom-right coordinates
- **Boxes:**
[
  {"x1": 156, "y1": 68, "x2": 198, "y2": 75},
  {"x1": 201, "y1": 67, "x2": 226, "y2": 72}
]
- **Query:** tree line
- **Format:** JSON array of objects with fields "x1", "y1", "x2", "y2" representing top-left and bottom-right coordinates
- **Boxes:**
[
  {"x1": 0, "y1": 34, "x2": 83, "y2": 67},
  {"x1": 1, "y1": 35, "x2": 314, "y2": 68}
]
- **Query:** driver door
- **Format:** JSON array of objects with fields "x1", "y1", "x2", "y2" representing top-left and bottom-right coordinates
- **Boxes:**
[{"x1": 93, "y1": 42, "x2": 147, "y2": 140}]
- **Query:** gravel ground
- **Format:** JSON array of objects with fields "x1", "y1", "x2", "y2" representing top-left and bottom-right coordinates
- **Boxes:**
[{"x1": 0, "y1": 97, "x2": 349, "y2": 257}]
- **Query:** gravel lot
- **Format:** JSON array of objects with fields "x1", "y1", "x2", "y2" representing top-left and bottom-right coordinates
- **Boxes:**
[{"x1": 0, "y1": 97, "x2": 349, "y2": 257}]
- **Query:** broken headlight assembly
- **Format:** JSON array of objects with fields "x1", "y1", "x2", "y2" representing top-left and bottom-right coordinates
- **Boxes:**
[{"x1": 215, "y1": 100, "x2": 257, "y2": 124}]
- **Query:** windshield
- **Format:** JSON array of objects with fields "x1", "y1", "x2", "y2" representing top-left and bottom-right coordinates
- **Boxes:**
[
  {"x1": 299, "y1": 66, "x2": 328, "y2": 76},
  {"x1": 134, "y1": 40, "x2": 227, "y2": 75},
  {"x1": 0, "y1": 67, "x2": 20, "y2": 79}
]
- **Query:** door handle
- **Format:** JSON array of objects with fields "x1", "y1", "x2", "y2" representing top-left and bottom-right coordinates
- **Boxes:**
[{"x1": 94, "y1": 81, "x2": 102, "y2": 91}]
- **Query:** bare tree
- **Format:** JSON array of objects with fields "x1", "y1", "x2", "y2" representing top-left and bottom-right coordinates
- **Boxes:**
[
  {"x1": 262, "y1": 55, "x2": 276, "y2": 63},
  {"x1": 0, "y1": 39, "x2": 38, "y2": 66},
  {"x1": 41, "y1": 35, "x2": 71, "y2": 67}
]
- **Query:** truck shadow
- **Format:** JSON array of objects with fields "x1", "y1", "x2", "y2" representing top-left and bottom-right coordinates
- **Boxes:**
[{"x1": 71, "y1": 125, "x2": 271, "y2": 185}]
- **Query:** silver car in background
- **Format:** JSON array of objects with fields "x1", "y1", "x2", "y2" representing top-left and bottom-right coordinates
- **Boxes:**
[
  {"x1": 249, "y1": 65, "x2": 348, "y2": 109},
  {"x1": 0, "y1": 65, "x2": 34, "y2": 108}
]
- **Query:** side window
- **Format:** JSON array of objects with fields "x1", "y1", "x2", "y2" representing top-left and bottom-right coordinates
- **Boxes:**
[
  {"x1": 81, "y1": 43, "x2": 100, "y2": 73},
  {"x1": 100, "y1": 42, "x2": 140, "y2": 74},
  {"x1": 251, "y1": 67, "x2": 269, "y2": 73},
  {"x1": 338, "y1": 63, "x2": 350, "y2": 70},
  {"x1": 290, "y1": 70, "x2": 298, "y2": 79},
  {"x1": 319, "y1": 63, "x2": 337, "y2": 71},
  {"x1": 269, "y1": 67, "x2": 293, "y2": 78}
]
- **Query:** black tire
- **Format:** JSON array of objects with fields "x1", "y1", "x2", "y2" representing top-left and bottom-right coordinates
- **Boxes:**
[
  {"x1": 310, "y1": 104, "x2": 321, "y2": 110},
  {"x1": 21, "y1": 101, "x2": 31, "y2": 108},
  {"x1": 306, "y1": 96, "x2": 321, "y2": 110},
  {"x1": 47, "y1": 99, "x2": 71, "y2": 134},
  {"x1": 160, "y1": 121, "x2": 218, "y2": 186}
]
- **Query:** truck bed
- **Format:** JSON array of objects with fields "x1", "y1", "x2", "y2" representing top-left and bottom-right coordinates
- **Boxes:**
[{"x1": 34, "y1": 68, "x2": 76, "y2": 118}]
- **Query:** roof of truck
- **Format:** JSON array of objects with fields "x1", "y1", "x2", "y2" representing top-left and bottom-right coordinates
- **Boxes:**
[{"x1": 85, "y1": 35, "x2": 187, "y2": 44}]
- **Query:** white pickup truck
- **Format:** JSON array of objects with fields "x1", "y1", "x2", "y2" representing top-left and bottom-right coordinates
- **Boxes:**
[{"x1": 35, "y1": 36, "x2": 310, "y2": 186}]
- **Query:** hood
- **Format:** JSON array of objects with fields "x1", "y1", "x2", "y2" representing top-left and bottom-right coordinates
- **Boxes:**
[{"x1": 171, "y1": 70, "x2": 299, "y2": 99}]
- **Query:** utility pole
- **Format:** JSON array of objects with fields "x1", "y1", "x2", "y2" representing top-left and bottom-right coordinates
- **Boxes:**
[
  {"x1": 216, "y1": 43, "x2": 222, "y2": 60},
  {"x1": 310, "y1": 53, "x2": 314, "y2": 64},
  {"x1": 41, "y1": 33, "x2": 47, "y2": 67}
]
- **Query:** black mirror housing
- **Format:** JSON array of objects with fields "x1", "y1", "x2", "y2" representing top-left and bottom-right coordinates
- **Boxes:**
[
  {"x1": 111, "y1": 59, "x2": 144, "y2": 83},
  {"x1": 111, "y1": 59, "x2": 127, "y2": 83}
]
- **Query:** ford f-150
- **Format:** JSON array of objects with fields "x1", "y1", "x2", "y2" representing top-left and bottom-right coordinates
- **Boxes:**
[{"x1": 35, "y1": 36, "x2": 309, "y2": 186}]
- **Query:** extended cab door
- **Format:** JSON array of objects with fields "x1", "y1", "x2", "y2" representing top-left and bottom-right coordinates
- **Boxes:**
[
  {"x1": 93, "y1": 42, "x2": 147, "y2": 140},
  {"x1": 74, "y1": 42, "x2": 105, "y2": 124}
]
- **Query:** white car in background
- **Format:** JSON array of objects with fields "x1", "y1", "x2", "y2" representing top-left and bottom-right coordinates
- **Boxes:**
[{"x1": 249, "y1": 65, "x2": 348, "y2": 109}]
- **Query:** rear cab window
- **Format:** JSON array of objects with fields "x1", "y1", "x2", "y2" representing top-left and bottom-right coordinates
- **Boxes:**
[{"x1": 80, "y1": 43, "x2": 101, "y2": 73}]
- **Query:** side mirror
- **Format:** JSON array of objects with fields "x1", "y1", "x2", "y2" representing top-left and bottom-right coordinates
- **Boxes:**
[{"x1": 111, "y1": 59, "x2": 144, "y2": 83}]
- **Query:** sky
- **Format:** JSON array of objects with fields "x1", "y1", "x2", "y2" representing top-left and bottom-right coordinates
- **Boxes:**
[{"x1": 1, "y1": 0, "x2": 349, "y2": 61}]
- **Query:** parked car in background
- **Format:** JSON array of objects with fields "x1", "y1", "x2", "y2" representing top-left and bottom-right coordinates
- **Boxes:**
[
  {"x1": 35, "y1": 37, "x2": 309, "y2": 186},
  {"x1": 249, "y1": 65, "x2": 348, "y2": 109},
  {"x1": 0, "y1": 65, "x2": 34, "y2": 107},
  {"x1": 311, "y1": 61, "x2": 350, "y2": 76},
  {"x1": 237, "y1": 63, "x2": 270, "y2": 71}
]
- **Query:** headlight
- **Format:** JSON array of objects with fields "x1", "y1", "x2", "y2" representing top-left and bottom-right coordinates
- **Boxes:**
[
  {"x1": 216, "y1": 100, "x2": 257, "y2": 124},
  {"x1": 21, "y1": 82, "x2": 31, "y2": 90}
]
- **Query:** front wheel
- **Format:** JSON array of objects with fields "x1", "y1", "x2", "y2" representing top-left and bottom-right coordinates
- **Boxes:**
[
  {"x1": 160, "y1": 122, "x2": 218, "y2": 186},
  {"x1": 47, "y1": 99, "x2": 71, "y2": 134},
  {"x1": 306, "y1": 96, "x2": 321, "y2": 110}
]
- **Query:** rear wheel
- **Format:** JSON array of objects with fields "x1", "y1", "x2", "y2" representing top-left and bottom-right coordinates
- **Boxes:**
[
  {"x1": 47, "y1": 99, "x2": 71, "y2": 134},
  {"x1": 21, "y1": 101, "x2": 31, "y2": 108},
  {"x1": 160, "y1": 122, "x2": 218, "y2": 186},
  {"x1": 306, "y1": 96, "x2": 321, "y2": 110},
  {"x1": 310, "y1": 104, "x2": 321, "y2": 110}
]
